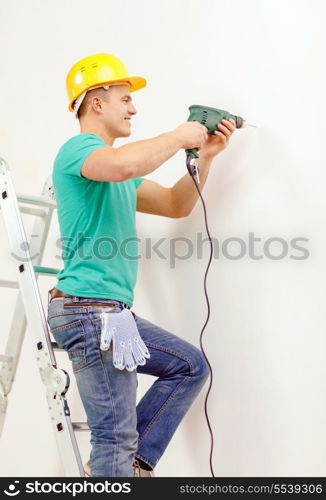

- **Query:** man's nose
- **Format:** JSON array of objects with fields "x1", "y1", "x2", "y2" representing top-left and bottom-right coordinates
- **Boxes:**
[{"x1": 129, "y1": 104, "x2": 137, "y2": 115}]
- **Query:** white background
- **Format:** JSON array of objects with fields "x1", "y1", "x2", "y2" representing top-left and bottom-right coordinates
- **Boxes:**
[{"x1": 0, "y1": 0, "x2": 325, "y2": 477}]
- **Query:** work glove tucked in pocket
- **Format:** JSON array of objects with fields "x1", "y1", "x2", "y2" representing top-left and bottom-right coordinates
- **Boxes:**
[{"x1": 100, "y1": 308, "x2": 150, "y2": 372}]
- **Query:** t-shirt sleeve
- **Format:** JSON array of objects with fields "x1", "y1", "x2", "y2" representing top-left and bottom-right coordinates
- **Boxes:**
[
  {"x1": 133, "y1": 177, "x2": 145, "y2": 189},
  {"x1": 57, "y1": 134, "x2": 107, "y2": 178}
]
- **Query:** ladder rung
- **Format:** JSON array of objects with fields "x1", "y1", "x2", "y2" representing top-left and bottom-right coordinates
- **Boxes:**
[
  {"x1": 51, "y1": 342, "x2": 64, "y2": 351},
  {"x1": 0, "y1": 280, "x2": 19, "y2": 289},
  {"x1": 33, "y1": 266, "x2": 60, "y2": 275},
  {"x1": 17, "y1": 193, "x2": 56, "y2": 209},
  {"x1": 19, "y1": 206, "x2": 46, "y2": 217},
  {"x1": 72, "y1": 422, "x2": 90, "y2": 432},
  {"x1": 0, "y1": 354, "x2": 12, "y2": 362}
]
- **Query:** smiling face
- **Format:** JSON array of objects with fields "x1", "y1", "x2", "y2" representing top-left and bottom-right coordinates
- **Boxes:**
[
  {"x1": 101, "y1": 83, "x2": 137, "y2": 138},
  {"x1": 78, "y1": 83, "x2": 137, "y2": 140}
]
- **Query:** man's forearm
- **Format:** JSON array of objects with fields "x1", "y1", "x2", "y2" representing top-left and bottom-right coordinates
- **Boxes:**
[
  {"x1": 115, "y1": 132, "x2": 182, "y2": 177},
  {"x1": 171, "y1": 155, "x2": 213, "y2": 217}
]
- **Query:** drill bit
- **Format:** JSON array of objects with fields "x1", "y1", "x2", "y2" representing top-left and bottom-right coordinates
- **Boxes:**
[{"x1": 241, "y1": 120, "x2": 257, "y2": 128}]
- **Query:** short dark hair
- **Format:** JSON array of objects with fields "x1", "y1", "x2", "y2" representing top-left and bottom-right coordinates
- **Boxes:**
[{"x1": 77, "y1": 87, "x2": 111, "y2": 120}]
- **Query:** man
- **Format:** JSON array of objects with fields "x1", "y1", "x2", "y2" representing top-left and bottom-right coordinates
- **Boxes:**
[{"x1": 47, "y1": 53, "x2": 236, "y2": 478}]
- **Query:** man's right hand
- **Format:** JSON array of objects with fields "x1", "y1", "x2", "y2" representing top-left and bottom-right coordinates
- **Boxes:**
[{"x1": 174, "y1": 121, "x2": 208, "y2": 150}]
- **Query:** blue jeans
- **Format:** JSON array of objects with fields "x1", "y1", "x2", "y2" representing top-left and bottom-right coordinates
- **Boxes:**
[{"x1": 47, "y1": 296, "x2": 210, "y2": 477}]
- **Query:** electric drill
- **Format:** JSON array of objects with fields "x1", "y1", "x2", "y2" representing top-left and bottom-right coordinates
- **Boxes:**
[{"x1": 185, "y1": 104, "x2": 256, "y2": 181}]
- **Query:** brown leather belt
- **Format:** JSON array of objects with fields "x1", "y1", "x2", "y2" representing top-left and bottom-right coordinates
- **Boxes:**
[{"x1": 48, "y1": 287, "x2": 130, "y2": 309}]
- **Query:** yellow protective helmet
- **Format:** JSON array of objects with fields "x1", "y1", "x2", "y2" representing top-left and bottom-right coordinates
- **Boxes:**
[{"x1": 66, "y1": 53, "x2": 147, "y2": 113}]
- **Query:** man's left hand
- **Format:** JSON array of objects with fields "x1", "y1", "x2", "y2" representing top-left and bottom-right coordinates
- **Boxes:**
[{"x1": 198, "y1": 118, "x2": 236, "y2": 160}]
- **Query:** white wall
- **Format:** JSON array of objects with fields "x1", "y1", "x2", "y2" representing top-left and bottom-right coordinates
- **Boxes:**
[{"x1": 0, "y1": 0, "x2": 325, "y2": 477}]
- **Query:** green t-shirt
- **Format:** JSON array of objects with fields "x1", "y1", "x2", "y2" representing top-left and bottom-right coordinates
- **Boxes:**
[{"x1": 52, "y1": 133, "x2": 145, "y2": 308}]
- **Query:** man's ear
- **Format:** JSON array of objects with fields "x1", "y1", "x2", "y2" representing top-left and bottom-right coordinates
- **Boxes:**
[{"x1": 92, "y1": 96, "x2": 104, "y2": 113}]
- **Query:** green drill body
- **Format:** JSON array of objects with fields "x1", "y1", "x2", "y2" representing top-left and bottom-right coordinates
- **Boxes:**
[{"x1": 186, "y1": 104, "x2": 246, "y2": 158}]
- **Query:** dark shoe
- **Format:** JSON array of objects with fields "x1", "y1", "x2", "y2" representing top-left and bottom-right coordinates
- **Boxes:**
[{"x1": 133, "y1": 458, "x2": 155, "y2": 477}]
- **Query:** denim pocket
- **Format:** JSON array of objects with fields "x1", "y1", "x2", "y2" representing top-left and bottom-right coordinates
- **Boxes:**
[
  {"x1": 49, "y1": 318, "x2": 86, "y2": 373},
  {"x1": 90, "y1": 316, "x2": 114, "y2": 351}
]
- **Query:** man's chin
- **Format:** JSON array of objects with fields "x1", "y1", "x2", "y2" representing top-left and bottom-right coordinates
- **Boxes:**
[{"x1": 113, "y1": 127, "x2": 131, "y2": 139}]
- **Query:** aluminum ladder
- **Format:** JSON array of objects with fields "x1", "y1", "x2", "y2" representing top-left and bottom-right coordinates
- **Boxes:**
[{"x1": 0, "y1": 157, "x2": 88, "y2": 476}]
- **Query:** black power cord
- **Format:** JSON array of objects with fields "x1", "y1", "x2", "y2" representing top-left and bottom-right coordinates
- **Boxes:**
[{"x1": 186, "y1": 154, "x2": 215, "y2": 477}]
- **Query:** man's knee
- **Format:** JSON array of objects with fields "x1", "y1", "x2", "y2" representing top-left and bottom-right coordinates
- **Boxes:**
[{"x1": 191, "y1": 347, "x2": 210, "y2": 382}]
